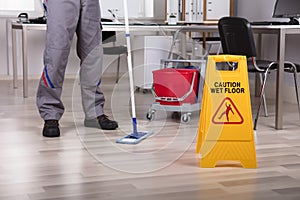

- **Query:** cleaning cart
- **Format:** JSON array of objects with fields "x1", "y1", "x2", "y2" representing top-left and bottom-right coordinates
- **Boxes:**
[
  {"x1": 146, "y1": 59, "x2": 206, "y2": 123},
  {"x1": 145, "y1": 26, "x2": 220, "y2": 123}
]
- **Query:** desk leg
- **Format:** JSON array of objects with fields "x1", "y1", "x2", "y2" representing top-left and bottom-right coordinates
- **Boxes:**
[
  {"x1": 22, "y1": 26, "x2": 28, "y2": 98},
  {"x1": 255, "y1": 34, "x2": 262, "y2": 97},
  {"x1": 12, "y1": 28, "x2": 18, "y2": 89},
  {"x1": 276, "y1": 29, "x2": 286, "y2": 130},
  {"x1": 180, "y1": 32, "x2": 187, "y2": 59}
]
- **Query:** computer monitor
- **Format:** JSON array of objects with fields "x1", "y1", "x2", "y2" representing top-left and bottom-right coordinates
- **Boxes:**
[{"x1": 273, "y1": 0, "x2": 300, "y2": 25}]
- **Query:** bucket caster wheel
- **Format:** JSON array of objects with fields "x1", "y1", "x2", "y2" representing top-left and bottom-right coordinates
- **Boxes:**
[
  {"x1": 146, "y1": 110, "x2": 155, "y2": 121},
  {"x1": 135, "y1": 87, "x2": 140, "y2": 93},
  {"x1": 171, "y1": 111, "x2": 181, "y2": 119},
  {"x1": 181, "y1": 113, "x2": 191, "y2": 124}
]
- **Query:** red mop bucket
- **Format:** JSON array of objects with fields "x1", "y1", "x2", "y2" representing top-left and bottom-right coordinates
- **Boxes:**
[{"x1": 152, "y1": 68, "x2": 199, "y2": 105}]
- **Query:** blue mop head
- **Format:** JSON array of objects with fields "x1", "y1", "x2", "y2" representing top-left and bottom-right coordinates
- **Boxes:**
[{"x1": 116, "y1": 131, "x2": 154, "y2": 144}]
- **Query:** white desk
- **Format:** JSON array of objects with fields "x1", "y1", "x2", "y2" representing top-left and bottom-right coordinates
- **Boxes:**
[
  {"x1": 8, "y1": 21, "x2": 299, "y2": 130},
  {"x1": 251, "y1": 24, "x2": 300, "y2": 130},
  {"x1": 8, "y1": 22, "x2": 183, "y2": 97},
  {"x1": 8, "y1": 22, "x2": 217, "y2": 98}
]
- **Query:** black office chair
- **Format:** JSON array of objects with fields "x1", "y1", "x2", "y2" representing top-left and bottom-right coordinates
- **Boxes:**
[
  {"x1": 101, "y1": 18, "x2": 127, "y2": 83},
  {"x1": 218, "y1": 16, "x2": 300, "y2": 130}
]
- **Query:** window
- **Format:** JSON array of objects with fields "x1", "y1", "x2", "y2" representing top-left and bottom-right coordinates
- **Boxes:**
[
  {"x1": 0, "y1": 0, "x2": 34, "y2": 11},
  {"x1": 0, "y1": 0, "x2": 42, "y2": 17}
]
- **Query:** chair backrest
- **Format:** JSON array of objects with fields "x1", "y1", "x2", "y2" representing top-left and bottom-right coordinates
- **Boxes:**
[
  {"x1": 218, "y1": 17, "x2": 257, "y2": 58},
  {"x1": 101, "y1": 18, "x2": 116, "y2": 44}
]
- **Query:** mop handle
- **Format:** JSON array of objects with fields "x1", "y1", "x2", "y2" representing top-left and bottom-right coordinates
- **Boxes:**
[{"x1": 123, "y1": 0, "x2": 137, "y2": 121}]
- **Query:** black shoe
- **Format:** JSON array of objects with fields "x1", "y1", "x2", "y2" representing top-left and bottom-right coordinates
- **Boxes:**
[
  {"x1": 43, "y1": 120, "x2": 60, "y2": 137},
  {"x1": 84, "y1": 115, "x2": 118, "y2": 130},
  {"x1": 98, "y1": 115, "x2": 118, "y2": 130}
]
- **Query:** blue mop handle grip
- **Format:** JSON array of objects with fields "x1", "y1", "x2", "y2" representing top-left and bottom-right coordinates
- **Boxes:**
[{"x1": 132, "y1": 118, "x2": 138, "y2": 134}]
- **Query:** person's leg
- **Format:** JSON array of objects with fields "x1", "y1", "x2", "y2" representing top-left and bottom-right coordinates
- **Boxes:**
[
  {"x1": 36, "y1": 0, "x2": 81, "y2": 136},
  {"x1": 76, "y1": 0, "x2": 118, "y2": 130}
]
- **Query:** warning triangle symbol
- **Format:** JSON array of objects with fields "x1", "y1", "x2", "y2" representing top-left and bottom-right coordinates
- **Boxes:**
[{"x1": 212, "y1": 97, "x2": 244, "y2": 124}]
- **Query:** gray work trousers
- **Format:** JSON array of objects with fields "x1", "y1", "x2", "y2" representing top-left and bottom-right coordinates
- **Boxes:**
[{"x1": 37, "y1": 0, "x2": 105, "y2": 121}]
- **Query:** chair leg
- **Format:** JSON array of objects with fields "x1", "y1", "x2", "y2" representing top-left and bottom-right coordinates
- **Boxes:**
[
  {"x1": 216, "y1": 42, "x2": 222, "y2": 55},
  {"x1": 254, "y1": 70, "x2": 269, "y2": 130},
  {"x1": 116, "y1": 55, "x2": 120, "y2": 83},
  {"x1": 259, "y1": 73, "x2": 268, "y2": 117},
  {"x1": 293, "y1": 70, "x2": 300, "y2": 120}
]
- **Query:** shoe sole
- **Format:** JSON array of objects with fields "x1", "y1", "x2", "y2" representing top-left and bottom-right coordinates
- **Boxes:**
[
  {"x1": 84, "y1": 119, "x2": 101, "y2": 128},
  {"x1": 43, "y1": 128, "x2": 60, "y2": 137},
  {"x1": 84, "y1": 119, "x2": 118, "y2": 130}
]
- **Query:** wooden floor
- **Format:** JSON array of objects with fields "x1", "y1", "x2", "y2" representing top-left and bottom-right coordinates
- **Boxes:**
[{"x1": 1, "y1": 76, "x2": 300, "y2": 200}]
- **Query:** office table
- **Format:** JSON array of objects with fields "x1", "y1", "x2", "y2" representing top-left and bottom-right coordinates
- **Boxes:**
[
  {"x1": 8, "y1": 21, "x2": 300, "y2": 130},
  {"x1": 9, "y1": 22, "x2": 183, "y2": 98},
  {"x1": 8, "y1": 22, "x2": 218, "y2": 98},
  {"x1": 251, "y1": 25, "x2": 300, "y2": 130}
]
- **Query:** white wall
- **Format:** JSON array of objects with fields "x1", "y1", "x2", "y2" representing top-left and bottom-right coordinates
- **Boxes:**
[
  {"x1": 100, "y1": 0, "x2": 164, "y2": 19},
  {"x1": 0, "y1": 18, "x2": 8, "y2": 76},
  {"x1": 236, "y1": 0, "x2": 275, "y2": 21},
  {"x1": 0, "y1": 0, "x2": 43, "y2": 17}
]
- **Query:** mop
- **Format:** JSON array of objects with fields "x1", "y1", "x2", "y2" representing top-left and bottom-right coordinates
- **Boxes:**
[{"x1": 116, "y1": 0, "x2": 153, "y2": 144}]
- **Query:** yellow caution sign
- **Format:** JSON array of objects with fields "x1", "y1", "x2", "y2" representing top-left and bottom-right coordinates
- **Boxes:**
[{"x1": 196, "y1": 55, "x2": 257, "y2": 168}]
